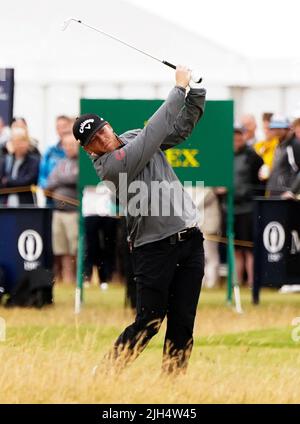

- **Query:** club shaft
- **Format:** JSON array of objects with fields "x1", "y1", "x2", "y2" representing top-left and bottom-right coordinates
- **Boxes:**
[
  {"x1": 78, "y1": 21, "x2": 163, "y2": 66},
  {"x1": 65, "y1": 19, "x2": 202, "y2": 83}
]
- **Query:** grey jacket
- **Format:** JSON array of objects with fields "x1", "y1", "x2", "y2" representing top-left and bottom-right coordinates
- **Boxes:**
[{"x1": 92, "y1": 86, "x2": 206, "y2": 247}]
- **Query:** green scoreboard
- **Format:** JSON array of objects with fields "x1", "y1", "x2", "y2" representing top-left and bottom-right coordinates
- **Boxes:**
[{"x1": 79, "y1": 99, "x2": 233, "y2": 189}]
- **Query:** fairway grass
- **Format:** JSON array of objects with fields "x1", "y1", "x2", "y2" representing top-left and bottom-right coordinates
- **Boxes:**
[{"x1": 0, "y1": 284, "x2": 299, "y2": 404}]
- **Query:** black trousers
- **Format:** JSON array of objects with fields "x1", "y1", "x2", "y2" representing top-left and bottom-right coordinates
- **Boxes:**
[{"x1": 113, "y1": 228, "x2": 204, "y2": 373}]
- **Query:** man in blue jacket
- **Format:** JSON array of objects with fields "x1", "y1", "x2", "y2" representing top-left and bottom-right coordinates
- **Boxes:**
[
  {"x1": 73, "y1": 66, "x2": 206, "y2": 374},
  {"x1": 38, "y1": 116, "x2": 72, "y2": 189}
]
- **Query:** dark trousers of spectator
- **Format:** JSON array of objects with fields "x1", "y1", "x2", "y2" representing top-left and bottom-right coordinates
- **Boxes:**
[
  {"x1": 110, "y1": 229, "x2": 204, "y2": 374},
  {"x1": 117, "y1": 217, "x2": 136, "y2": 309},
  {"x1": 84, "y1": 216, "x2": 118, "y2": 283}
]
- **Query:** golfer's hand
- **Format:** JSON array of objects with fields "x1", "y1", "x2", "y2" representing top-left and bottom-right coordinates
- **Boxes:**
[{"x1": 175, "y1": 65, "x2": 191, "y2": 89}]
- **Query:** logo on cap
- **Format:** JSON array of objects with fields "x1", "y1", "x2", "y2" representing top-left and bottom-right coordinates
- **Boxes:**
[{"x1": 79, "y1": 119, "x2": 95, "y2": 134}]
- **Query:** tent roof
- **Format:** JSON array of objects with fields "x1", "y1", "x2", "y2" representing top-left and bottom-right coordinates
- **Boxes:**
[
  {"x1": 2, "y1": 0, "x2": 298, "y2": 87},
  {"x1": 1, "y1": 0, "x2": 249, "y2": 85}
]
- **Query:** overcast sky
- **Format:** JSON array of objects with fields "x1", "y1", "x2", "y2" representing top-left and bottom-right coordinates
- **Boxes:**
[{"x1": 128, "y1": 0, "x2": 300, "y2": 59}]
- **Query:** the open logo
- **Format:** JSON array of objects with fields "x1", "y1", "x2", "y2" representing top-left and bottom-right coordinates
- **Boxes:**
[
  {"x1": 18, "y1": 230, "x2": 43, "y2": 262},
  {"x1": 263, "y1": 222, "x2": 285, "y2": 254},
  {"x1": 263, "y1": 221, "x2": 285, "y2": 262}
]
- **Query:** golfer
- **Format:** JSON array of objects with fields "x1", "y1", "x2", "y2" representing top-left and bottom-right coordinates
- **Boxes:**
[{"x1": 73, "y1": 66, "x2": 206, "y2": 374}]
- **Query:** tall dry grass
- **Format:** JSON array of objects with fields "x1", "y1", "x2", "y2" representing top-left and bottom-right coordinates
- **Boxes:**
[{"x1": 0, "y1": 285, "x2": 299, "y2": 404}]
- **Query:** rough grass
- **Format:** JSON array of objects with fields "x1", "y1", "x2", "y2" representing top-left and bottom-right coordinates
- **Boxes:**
[{"x1": 0, "y1": 284, "x2": 299, "y2": 404}]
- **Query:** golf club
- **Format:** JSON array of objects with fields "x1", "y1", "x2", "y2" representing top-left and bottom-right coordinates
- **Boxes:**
[{"x1": 62, "y1": 17, "x2": 202, "y2": 83}]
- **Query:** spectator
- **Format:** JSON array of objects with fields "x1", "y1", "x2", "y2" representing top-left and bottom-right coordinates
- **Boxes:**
[
  {"x1": 262, "y1": 112, "x2": 274, "y2": 139},
  {"x1": 0, "y1": 117, "x2": 14, "y2": 159},
  {"x1": 38, "y1": 115, "x2": 72, "y2": 189},
  {"x1": 266, "y1": 116, "x2": 300, "y2": 196},
  {"x1": 39, "y1": 115, "x2": 73, "y2": 281},
  {"x1": 254, "y1": 112, "x2": 278, "y2": 181},
  {"x1": 186, "y1": 185, "x2": 221, "y2": 288},
  {"x1": 11, "y1": 117, "x2": 40, "y2": 157},
  {"x1": 279, "y1": 118, "x2": 300, "y2": 199},
  {"x1": 0, "y1": 116, "x2": 10, "y2": 146},
  {"x1": 200, "y1": 187, "x2": 221, "y2": 288},
  {"x1": 0, "y1": 128, "x2": 40, "y2": 206},
  {"x1": 0, "y1": 133, "x2": 13, "y2": 157},
  {"x1": 233, "y1": 124, "x2": 264, "y2": 287},
  {"x1": 82, "y1": 185, "x2": 118, "y2": 290},
  {"x1": 46, "y1": 133, "x2": 79, "y2": 284},
  {"x1": 294, "y1": 117, "x2": 300, "y2": 141},
  {"x1": 241, "y1": 114, "x2": 257, "y2": 146},
  {"x1": 117, "y1": 216, "x2": 136, "y2": 309}
]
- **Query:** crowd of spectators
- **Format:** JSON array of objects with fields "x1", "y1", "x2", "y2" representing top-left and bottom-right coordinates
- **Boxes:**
[
  {"x1": 207, "y1": 113, "x2": 300, "y2": 288},
  {"x1": 0, "y1": 114, "x2": 80, "y2": 284},
  {"x1": 1, "y1": 110, "x2": 300, "y2": 290}
]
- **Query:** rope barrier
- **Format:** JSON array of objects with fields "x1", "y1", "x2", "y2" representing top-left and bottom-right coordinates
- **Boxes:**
[
  {"x1": 0, "y1": 185, "x2": 33, "y2": 195},
  {"x1": 0, "y1": 185, "x2": 79, "y2": 207},
  {"x1": 204, "y1": 234, "x2": 254, "y2": 248},
  {"x1": 34, "y1": 187, "x2": 80, "y2": 207},
  {"x1": 2, "y1": 185, "x2": 299, "y2": 248}
]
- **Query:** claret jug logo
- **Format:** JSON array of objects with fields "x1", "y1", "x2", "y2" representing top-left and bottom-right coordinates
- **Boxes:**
[
  {"x1": 18, "y1": 230, "x2": 43, "y2": 271},
  {"x1": 263, "y1": 221, "x2": 285, "y2": 262}
]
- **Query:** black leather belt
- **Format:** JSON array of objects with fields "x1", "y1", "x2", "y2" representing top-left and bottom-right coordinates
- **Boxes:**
[{"x1": 169, "y1": 226, "x2": 200, "y2": 244}]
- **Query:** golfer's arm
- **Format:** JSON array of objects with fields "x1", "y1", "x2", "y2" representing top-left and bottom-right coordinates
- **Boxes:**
[
  {"x1": 161, "y1": 88, "x2": 206, "y2": 150},
  {"x1": 103, "y1": 86, "x2": 185, "y2": 184}
]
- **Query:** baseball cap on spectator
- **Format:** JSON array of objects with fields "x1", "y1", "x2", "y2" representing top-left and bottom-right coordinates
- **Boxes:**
[{"x1": 269, "y1": 115, "x2": 290, "y2": 129}]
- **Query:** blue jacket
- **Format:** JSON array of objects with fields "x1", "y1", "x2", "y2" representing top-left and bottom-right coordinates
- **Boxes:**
[{"x1": 38, "y1": 142, "x2": 66, "y2": 188}]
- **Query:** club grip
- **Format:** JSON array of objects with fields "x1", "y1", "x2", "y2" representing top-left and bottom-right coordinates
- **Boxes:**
[
  {"x1": 162, "y1": 60, "x2": 176, "y2": 70},
  {"x1": 163, "y1": 61, "x2": 202, "y2": 84}
]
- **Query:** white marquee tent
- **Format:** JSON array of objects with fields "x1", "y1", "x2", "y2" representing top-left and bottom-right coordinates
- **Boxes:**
[{"x1": 1, "y1": 0, "x2": 300, "y2": 147}]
